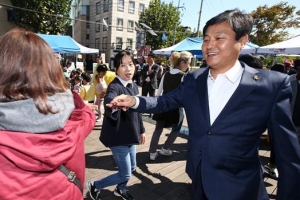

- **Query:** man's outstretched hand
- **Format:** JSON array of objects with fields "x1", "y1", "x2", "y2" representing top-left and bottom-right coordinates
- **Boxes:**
[{"x1": 106, "y1": 94, "x2": 136, "y2": 111}]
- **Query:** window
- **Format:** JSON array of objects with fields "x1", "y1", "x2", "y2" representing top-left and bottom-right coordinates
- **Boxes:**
[
  {"x1": 103, "y1": 37, "x2": 107, "y2": 49},
  {"x1": 78, "y1": 5, "x2": 89, "y2": 16},
  {"x1": 96, "y1": 2, "x2": 100, "y2": 14},
  {"x1": 129, "y1": 1, "x2": 135, "y2": 13},
  {"x1": 126, "y1": 38, "x2": 133, "y2": 49},
  {"x1": 116, "y1": 37, "x2": 123, "y2": 50},
  {"x1": 127, "y1": 20, "x2": 134, "y2": 32},
  {"x1": 118, "y1": 0, "x2": 124, "y2": 11},
  {"x1": 95, "y1": 20, "x2": 100, "y2": 32},
  {"x1": 103, "y1": 18, "x2": 109, "y2": 31},
  {"x1": 103, "y1": 0, "x2": 109, "y2": 12},
  {"x1": 139, "y1": 4, "x2": 145, "y2": 12},
  {"x1": 117, "y1": 18, "x2": 123, "y2": 31},
  {"x1": 95, "y1": 38, "x2": 100, "y2": 50}
]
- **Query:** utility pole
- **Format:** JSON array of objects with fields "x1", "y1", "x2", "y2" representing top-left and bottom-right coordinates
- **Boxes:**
[
  {"x1": 196, "y1": 0, "x2": 204, "y2": 37},
  {"x1": 172, "y1": 0, "x2": 184, "y2": 45}
]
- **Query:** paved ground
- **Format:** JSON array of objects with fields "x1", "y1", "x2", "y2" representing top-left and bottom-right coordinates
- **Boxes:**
[{"x1": 83, "y1": 113, "x2": 278, "y2": 200}]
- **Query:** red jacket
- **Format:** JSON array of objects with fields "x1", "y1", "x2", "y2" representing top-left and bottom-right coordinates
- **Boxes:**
[{"x1": 0, "y1": 92, "x2": 95, "y2": 200}]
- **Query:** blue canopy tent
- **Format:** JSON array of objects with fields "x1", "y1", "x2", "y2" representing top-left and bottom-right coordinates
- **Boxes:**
[
  {"x1": 173, "y1": 37, "x2": 203, "y2": 58},
  {"x1": 37, "y1": 34, "x2": 80, "y2": 53}
]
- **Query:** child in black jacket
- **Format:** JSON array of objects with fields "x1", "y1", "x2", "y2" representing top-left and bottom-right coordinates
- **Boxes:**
[{"x1": 86, "y1": 50, "x2": 145, "y2": 200}]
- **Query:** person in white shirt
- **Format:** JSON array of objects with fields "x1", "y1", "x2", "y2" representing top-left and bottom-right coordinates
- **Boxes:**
[{"x1": 149, "y1": 51, "x2": 192, "y2": 161}]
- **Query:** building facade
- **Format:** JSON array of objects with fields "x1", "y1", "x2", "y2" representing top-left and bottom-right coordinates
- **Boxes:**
[
  {"x1": 0, "y1": 0, "x2": 17, "y2": 36},
  {"x1": 72, "y1": 0, "x2": 150, "y2": 67}
]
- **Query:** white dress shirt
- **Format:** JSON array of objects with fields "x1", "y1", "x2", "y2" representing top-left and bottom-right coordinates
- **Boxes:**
[{"x1": 207, "y1": 61, "x2": 243, "y2": 125}]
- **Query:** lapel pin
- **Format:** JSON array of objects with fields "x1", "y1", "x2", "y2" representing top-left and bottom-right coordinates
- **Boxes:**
[{"x1": 253, "y1": 75, "x2": 259, "y2": 81}]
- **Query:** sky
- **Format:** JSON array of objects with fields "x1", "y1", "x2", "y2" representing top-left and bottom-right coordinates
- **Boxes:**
[{"x1": 162, "y1": 0, "x2": 299, "y2": 37}]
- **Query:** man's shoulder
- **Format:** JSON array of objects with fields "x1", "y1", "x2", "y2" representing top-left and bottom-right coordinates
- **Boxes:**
[{"x1": 187, "y1": 67, "x2": 208, "y2": 77}]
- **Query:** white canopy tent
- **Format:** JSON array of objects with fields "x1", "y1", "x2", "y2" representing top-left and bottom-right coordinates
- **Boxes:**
[
  {"x1": 240, "y1": 42, "x2": 260, "y2": 54},
  {"x1": 256, "y1": 35, "x2": 300, "y2": 55},
  {"x1": 72, "y1": 39, "x2": 99, "y2": 54},
  {"x1": 152, "y1": 41, "x2": 183, "y2": 56}
]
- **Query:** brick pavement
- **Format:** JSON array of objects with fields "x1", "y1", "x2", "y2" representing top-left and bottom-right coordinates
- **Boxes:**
[{"x1": 84, "y1": 112, "x2": 277, "y2": 199}]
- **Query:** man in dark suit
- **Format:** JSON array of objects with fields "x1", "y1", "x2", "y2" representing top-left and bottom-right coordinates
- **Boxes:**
[
  {"x1": 108, "y1": 9, "x2": 300, "y2": 200},
  {"x1": 141, "y1": 53, "x2": 159, "y2": 97}
]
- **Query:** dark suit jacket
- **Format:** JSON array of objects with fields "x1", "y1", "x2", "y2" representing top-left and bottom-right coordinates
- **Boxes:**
[
  {"x1": 135, "y1": 63, "x2": 300, "y2": 200},
  {"x1": 141, "y1": 63, "x2": 159, "y2": 89},
  {"x1": 290, "y1": 74, "x2": 299, "y2": 113},
  {"x1": 101, "y1": 78, "x2": 145, "y2": 147}
]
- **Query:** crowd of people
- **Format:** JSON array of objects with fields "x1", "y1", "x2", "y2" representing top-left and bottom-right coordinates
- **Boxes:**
[{"x1": 1, "y1": 8, "x2": 300, "y2": 200}]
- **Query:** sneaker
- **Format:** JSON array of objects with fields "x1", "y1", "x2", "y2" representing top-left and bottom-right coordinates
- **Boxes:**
[
  {"x1": 86, "y1": 181, "x2": 101, "y2": 200},
  {"x1": 159, "y1": 148, "x2": 172, "y2": 156},
  {"x1": 114, "y1": 187, "x2": 134, "y2": 200},
  {"x1": 264, "y1": 163, "x2": 278, "y2": 179},
  {"x1": 150, "y1": 152, "x2": 158, "y2": 160},
  {"x1": 96, "y1": 117, "x2": 102, "y2": 122}
]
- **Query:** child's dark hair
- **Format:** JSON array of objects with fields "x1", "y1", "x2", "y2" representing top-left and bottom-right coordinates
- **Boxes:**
[
  {"x1": 81, "y1": 72, "x2": 92, "y2": 82},
  {"x1": 96, "y1": 64, "x2": 109, "y2": 73},
  {"x1": 74, "y1": 75, "x2": 82, "y2": 82},
  {"x1": 76, "y1": 68, "x2": 83, "y2": 74}
]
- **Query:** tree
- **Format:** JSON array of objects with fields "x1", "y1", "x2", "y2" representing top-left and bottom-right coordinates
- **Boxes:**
[
  {"x1": 10, "y1": 0, "x2": 72, "y2": 34},
  {"x1": 138, "y1": 0, "x2": 192, "y2": 50},
  {"x1": 250, "y1": 2, "x2": 300, "y2": 46}
]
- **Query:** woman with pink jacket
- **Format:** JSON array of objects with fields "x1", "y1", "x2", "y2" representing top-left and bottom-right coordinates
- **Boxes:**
[{"x1": 0, "y1": 28, "x2": 95, "y2": 200}]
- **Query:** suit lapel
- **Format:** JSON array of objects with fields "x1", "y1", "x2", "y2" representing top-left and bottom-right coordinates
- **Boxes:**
[
  {"x1": 196, "y1": 68, "x2": 211, "y2": 126},
  {"x1": 212, "y1": 64, "x2": 260, "y2": 126}
]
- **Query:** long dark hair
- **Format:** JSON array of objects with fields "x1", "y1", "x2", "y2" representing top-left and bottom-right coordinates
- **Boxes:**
[{"x1": 0, "y1": 28, "x2": 69, "y2": 114}]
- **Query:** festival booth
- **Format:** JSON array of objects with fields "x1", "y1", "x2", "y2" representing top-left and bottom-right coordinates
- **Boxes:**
[
  {"x1": 37, "y1": 34, "x2": 99, "y2": 54},
  {"x1": 256, "y1": 35, "x2": 300, "y2": 55},
  {"x1": 37, "y1": 34, "x2": 80, "y2": 53},
  {"x1": 37, "y1": 34, "x2": 100, "y2": 71},
  {"x1": 152, "y1": 40, "x2": 184, "y2": 56},
  {"x1": 173, "y1": 37, "x2": 203, "y2": 58}
]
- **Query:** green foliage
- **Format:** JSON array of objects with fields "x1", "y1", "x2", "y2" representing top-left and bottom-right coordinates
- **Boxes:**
[
  {"x1": 250, "y1": 2, "x2": 300, "y2": 46},
  {"x1": 10, "y1": 0, "x2": 72, "y2": 34},
  {"x1": 138, "y1": 0, "x2": 195, "y2": 50}
]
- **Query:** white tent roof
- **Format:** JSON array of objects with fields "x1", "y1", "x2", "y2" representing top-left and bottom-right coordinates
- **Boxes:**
[
  {"x1": 152, "y1": 41, "x2": 183, "y2": 56},
  {"x1": 72, "y1": 39, "x2": 99, "y2": 54},
  {"x1": 256, "y1": 35, "x2": 300, "y2": 55},
  {"x1": 240, "y1": 42, "x2": 259, "y2": 54}
]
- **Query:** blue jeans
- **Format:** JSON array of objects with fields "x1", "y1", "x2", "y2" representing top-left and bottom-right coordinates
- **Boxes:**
[{"x1": 94, "y1": 145, "x2": 136, "y2": 190}]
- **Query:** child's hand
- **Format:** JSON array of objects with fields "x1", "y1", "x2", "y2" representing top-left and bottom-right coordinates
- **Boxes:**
[
  {"x1": 140, "y1": 133, "x2": 146, "y2": 145},
  {"x1": 87, "y1": 103, "x2": 97, "y2": 111},
  {"x1": 100, "y1": 91, "x2": 106, "y2": 98}
]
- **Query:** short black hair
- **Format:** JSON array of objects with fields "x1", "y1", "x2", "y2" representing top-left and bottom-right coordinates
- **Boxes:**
[
  {"x1": 271, "y1": 63, "x2": 285, "y2": 73},
  {"x1": 239, "y1": 54, "x2": 263, "y2": 69},
  {"x1": 81, "y1": 72, "x2": 92, "y2": 82},
  {"x1": 96, "y1": 64, "x2": 108, "y2": 73},
  {"x1": 293, "y1": 59, "x2": 300, "y2": 67},
  {"x1": 203, "y1": 9, "x2": 253, "y2": 41},
  {"x1": 147, "y1": 52, "x2": 156, "y2": 58}
]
